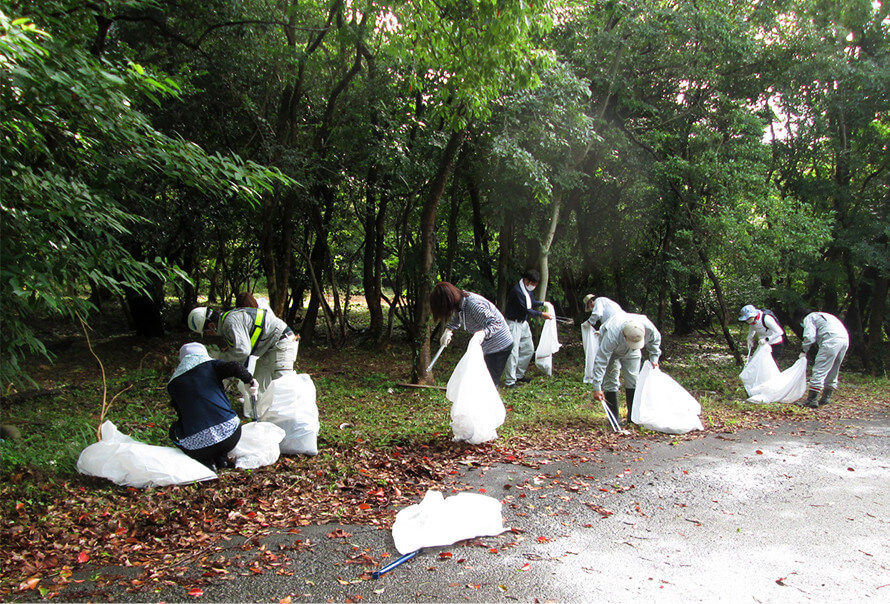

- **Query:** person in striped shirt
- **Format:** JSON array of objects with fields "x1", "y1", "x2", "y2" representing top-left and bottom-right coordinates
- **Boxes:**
[{"x1": 430, "y1": 282, "x2": 514, "y2": 386}]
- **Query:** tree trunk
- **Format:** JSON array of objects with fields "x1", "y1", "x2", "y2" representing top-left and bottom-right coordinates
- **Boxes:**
[
  {"x1": 413, "y1": 130, "x2": 463, "y2": 384},
  {"x1": 537, "y1": 187, "x2": 562, "y2": 302}
]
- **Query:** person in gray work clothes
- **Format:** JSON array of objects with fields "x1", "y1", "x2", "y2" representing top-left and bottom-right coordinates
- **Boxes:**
[
  {"x1": 583, "y1": 294, "x2": 624, "y2": 329},
  {"x1": 430, "y1": 281, "x2": 514, "y2": 387},
  {"x1": 793, "y1": 308, "x2": 849, "y2": 408},
  {"x1": 590, "y1": 313, "x2": 662, "y2": 424}
]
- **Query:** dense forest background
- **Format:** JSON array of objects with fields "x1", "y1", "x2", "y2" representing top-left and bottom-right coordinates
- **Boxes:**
[{"x1": 2, "y1": 0, "x2": 888, "y2": 387}]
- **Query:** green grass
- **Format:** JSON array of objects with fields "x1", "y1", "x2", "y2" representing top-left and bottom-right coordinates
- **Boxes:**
[{"x1": 2, "y1": 325, "x2": 888, "y2": 480}]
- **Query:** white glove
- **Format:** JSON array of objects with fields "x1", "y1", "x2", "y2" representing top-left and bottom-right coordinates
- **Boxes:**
[
  {"x1": 799, "y1": 352, "x2": 807, "y2": 359},
  {"x1": 248, "y1": 379, "x2": 259, "y2": 398},
  {"x1": 758, "y1": 338, "x2": 767, "y2": 346},
  {"x1": 440, "y1": 328, "x2": 453, "y2": 347}
]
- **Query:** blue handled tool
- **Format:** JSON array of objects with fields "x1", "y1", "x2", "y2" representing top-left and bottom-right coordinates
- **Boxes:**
[{"x1": 371, "y1": 550, "x2": 419, "y2": 579}]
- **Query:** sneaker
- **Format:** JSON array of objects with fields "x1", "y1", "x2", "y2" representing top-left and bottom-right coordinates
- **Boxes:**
[{"x1": 517, "y1": 376, "x2": 532, "y2": 383}]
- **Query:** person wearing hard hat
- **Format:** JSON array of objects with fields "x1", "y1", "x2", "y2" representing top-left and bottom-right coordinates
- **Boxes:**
[
  {"x1": 430, "y1": 281, "x2": 514, "y2": 386},
  {"x1": 167, "y1": 342, "x2": 258, "y2": 471},
  {"x1": 793, "y1": 308, "x2": 849, "y2": 409},
  {"x1": 187, "y1": 302, "x2": 298, "y2": 393},
  {"x1": 503, "y1": 270, "x2": 553, "y2": 388},
  {"x1": 738, "y1": 304, "x2": 786, "y2": 359},
  {"x1": 582, "y1": 294, "x2": 624, "y2": 329},
  {"x1": 591, "y1": 313, "x2": 662, "y2": 425}
]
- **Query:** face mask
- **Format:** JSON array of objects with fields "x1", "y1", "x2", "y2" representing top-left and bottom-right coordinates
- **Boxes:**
[{"x1": 526, "y1": 283, "x2": 536, "y2": 292}]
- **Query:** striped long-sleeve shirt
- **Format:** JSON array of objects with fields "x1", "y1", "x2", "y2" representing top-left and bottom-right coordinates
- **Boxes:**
[{"x1": 446, "y1": 293, "x2": 513, "y2": 354}]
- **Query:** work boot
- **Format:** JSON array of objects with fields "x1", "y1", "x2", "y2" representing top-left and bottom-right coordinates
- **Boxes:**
[
  {"x1": 604, "y1": 391, "x2": 620, "y2": 425},
  {"x1": 803, "y1": 388, "x2": 820, "y2": 409},
  {"x1": 819, "y1": 387, "x2": 834, "y2": 406},
  {"x1": 625, "y1": 389, "x2": 636, "y2": 424}
]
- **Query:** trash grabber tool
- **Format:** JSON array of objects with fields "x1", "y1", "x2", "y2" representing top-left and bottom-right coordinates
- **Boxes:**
[
  {"x1": 555, "y1": 316, "x2": 575, "y2": 325},
  {"x1": 600, "y1": 399, "x2": 621, "y2": 432},
  {"x1": 426, "y1": 345, "x2": 446, "y2": 372},
  {"x1": 371, "y1": 550, "x2": 419, "y2": 579}
]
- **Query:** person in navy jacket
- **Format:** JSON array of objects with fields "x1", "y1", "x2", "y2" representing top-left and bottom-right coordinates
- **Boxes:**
[
  {"x1": 167, "y1": 342, "x2": 257, "y2": 471},
  {"x1": 503, "y1": 269, "x2": 552, "y2": 387}
]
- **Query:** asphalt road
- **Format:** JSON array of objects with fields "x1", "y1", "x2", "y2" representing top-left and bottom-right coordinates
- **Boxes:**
[{"x1": 61, "y1": 410, "x2": 890, "y2": 603}]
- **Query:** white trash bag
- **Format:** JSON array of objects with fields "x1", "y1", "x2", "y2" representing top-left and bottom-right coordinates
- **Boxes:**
[
  {"x1": 255, "y1": 372, "x2": 320, "y2": 455},
  {"x1": 631, "y1": 362, "x2": 704, "y2": 435},
  {"x1": 447, "y1": 331, "x2": 506, "y2": 445},
  {"x1": 228, "y1": 421, "x2": 286, "y2": 469},
  {"x1": 77, "y1": 421, "x2": 217, "y2": 488},
  {"x1": 746, "y1": 354, "x2": 808, "y2": 404},
  {"x1": 739, "y1": 343, "x2": 781, "y2": 396},
  {"x1": 581, "y1": 322, "x2": 600, "y2": 384},
  {"x1": 391, "y1": 490, "x2": 507, "y2": 555},
  {"x1": 535, "y1": 302, "x2": 561, "y2": 376}
]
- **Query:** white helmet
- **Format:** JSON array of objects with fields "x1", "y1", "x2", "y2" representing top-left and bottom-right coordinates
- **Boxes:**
[
  {"x1": 187, "y1": 307, "x2": 211, "y2": 334},
  {"x1": 622, "y1": 320, "x2": 645, "y2": 350}
]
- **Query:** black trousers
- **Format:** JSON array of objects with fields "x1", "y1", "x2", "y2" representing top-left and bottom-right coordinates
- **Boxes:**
[
  {"x1": 484, "y1": 346, "x2": 512, "y2": 387},
  {"x1": 176, "y1": 424, "x2": 242, "y2": 470}
]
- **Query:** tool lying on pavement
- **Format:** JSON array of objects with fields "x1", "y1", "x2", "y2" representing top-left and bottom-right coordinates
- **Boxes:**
[{"x1": 371, "y1": 550, "x2": 419, "y2": 579}]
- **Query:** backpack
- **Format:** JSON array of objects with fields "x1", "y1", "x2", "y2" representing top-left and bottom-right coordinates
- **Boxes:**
[{"x1": 761, "y1": 309, "x2": 787, "y2": 343}]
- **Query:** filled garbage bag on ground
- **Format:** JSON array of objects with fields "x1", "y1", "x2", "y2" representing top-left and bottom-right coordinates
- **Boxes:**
[
  {"x1": 581, "y1": 322, "x2": 600, "y2": 384},
  {"x1": 255, "y1": 372, "x2": 320, "y2": 455},
  {"x1": 535, "y1": 302, "x2": 561, "y2": 376},
  {"x1": 745, "y1": 354, "x2": 808, "y2": 404},
  {"x1": 228, "y1": 421, "x2": 286, "y2": 469},
  {"x1": 739, "y1": 344, "x2": 781, "y2": 396},
  {"x1": 446, "y1": 331, "x2": 506, "y2": 445},
  {"x1": 391, "y1": 490, "x2": 507, "y2": 555},
  {"x1": 631, "y1": 362, "x2": 704, "y2": 434},
  {"x1": 77, "y1": 421, "x2": 217, "y2": 487}
]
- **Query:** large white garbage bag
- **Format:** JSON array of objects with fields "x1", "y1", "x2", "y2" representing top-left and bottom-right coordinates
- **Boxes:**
[
  {"x1": 631, "y1": 362, "x2": 704, "y2": 434},
  {"x1": 746, "y1": 354, "x2": 808, "y2": 404},
  {"x1": 228, "y1": 421, "x2": 286, "y2": 469},
  {"x1": 77, "y1": 421, "x2": 217, "y2": 487},
  {"x1": 446, "y1": 331, "x2": 506, "y2": 445},
  {"x1": 739, "y1": 344, "x2": 781, "y2": 396},
  {"x1": 534, "y1": 302, "x2": 561, "y2": 376},
  {"x1": 391, "y1": 490, "x2": 507, "y2": 555},
  {"x1": 581, "y1": 322, "x2": 600, "y2": 384},
  {"x1": 256, "y1": 372, "x2": 320, "y2": 455}
]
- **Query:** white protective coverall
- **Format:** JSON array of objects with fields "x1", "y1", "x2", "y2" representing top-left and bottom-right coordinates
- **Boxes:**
[
  {"x1": 217, "y1": 307, "x2": 298, "y2": 391},
  {"x1": 746, "y1": 311, "x2": 784, "y2": 352},
  {"x1": 591, "y1": 313, "x2": 662, "y2": 393},
  {"x1": 801, "y1": 312, "x2": 849, "y2": 391},
  {"x1": 586, "y1": 297, "x2": 624, "y2": 328}
]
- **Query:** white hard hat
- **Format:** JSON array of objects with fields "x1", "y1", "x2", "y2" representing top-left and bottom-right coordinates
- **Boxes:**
[
  {"x1": 622, "y1": 320, "x2": 645, "y2": 350},
  {"x1": 738, "y1": 304, "x2": 758, "y2": 322},
  {"x1": 187, "y1": 307, "x2": 210, "y2": 334}
]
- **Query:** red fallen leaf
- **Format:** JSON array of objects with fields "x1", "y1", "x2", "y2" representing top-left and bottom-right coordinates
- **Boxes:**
[
  {"x1": 536, "y1": 536, "x2": 550, "y2": 543},
  {"x1": 15, "y1": 501, "x2": 25, "y2": 511},
  {"x1": 756, "y1": 450, "x2": 763, "y2": 455},
  {"x1": 358, "y1": 503, "x2": 371, "y2": 510},
  {"x1": 505, "y1": 455, "x2": 516, "y2": 461},
  {"x1": 188, "y1": 587, "x2": 204, "y2": 597},
  {"x1": 77, "y1": 551, "x2": 90, "y2": 564},
  {"x1": 847, "y1": 467, "x2": 855, "y2": 472},
  {"x1": 439, "y1": 552, "x2": 453, "y2": 559},
  {"x1": 280, "y1": 597, "x2": 293, "y2": 604},
  {"x1": 466, "y1": 584, "x2": 481, "y2": 589},
  {"x1": 478, "y1": 488, "x2": 487, "y2": 493},
  {"x1": 520, "y1": 562, "x2": 531, "y2": 571},
  {"x1": 489, "y1": 548, "x2": 498, "y2": 554}
]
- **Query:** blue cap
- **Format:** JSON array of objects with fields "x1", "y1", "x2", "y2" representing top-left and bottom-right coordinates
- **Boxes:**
[{"x1": 738, "y1": 304, "x2": 758, "y2": 322}]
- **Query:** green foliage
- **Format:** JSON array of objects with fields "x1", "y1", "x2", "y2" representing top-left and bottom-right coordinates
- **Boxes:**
[{"x1": 0, "y1": 9, "x2": 293, "y2": 387}]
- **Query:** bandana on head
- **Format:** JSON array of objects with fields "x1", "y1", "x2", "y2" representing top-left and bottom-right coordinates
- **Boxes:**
[{"x1": 170, "y1": 342, "x2": 213, "y2": 382}]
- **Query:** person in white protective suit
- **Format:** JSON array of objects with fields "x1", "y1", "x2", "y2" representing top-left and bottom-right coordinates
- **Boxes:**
[
  {"x1": 187, "y1": 303, "x2": 298, "y2": 393},
  {"x1": 794, "y1": 308, "x2": 849, "y2": 408},
  {"x1": 430, "y1": 281, "x2": 514, "y2": 387},
  {"x1": 591, "y1": 313, "x2": 662, "y2": 424},
  {"x1": 583, "y1": 294, "x2": 624, "y2": 329},
  {"x1": 738, "y1": 304, "x2": 786, "y2": 360},
  {"x1": 503, "y1": 269, "x2": 553, "y2": 388}
]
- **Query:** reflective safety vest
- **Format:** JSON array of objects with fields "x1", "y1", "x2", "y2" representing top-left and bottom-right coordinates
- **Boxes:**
[{"x1": 221, "y1": 308, "x2": 266, "y2": 352}]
